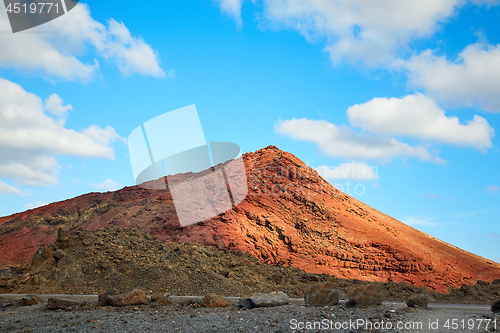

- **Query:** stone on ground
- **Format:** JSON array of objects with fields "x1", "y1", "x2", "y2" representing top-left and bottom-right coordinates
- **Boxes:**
[
  {"x1": 406, "y1": 293, "x2": 428, "y2": 308},
  {"x1": 21, "y1": 295, "x2": 42, "y2": 306},
  {"x1": 201, "y1": 293, "x2": 232, "y2": 307},
  {"x1": 239, "y1": 291, "x2": 289, "y2": 309},
  {"x1": 151, "y1": 293, "x2": 172, "y2": 307},
  {"x1": 108, "y1": 289, "x2": 147, "y2": 306},
  {"x1": 304, "y1": 282, "x2": 339, "y2": 307},
  {"x1": 46, "y1": 298, "x2": 86, "y2": 310},
  {"x1": 347, "y1": 284, "x2": 382, "y2": 308}
]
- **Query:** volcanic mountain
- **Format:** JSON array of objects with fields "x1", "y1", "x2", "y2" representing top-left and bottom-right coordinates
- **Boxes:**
[{"x1": 1, "y1": 146, "x2": 499, "y2": 292}]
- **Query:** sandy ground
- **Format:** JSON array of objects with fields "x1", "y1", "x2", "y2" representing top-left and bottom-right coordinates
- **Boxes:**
[{"x1": 1, "y1": 296, "x2": 499, "y2": 333}]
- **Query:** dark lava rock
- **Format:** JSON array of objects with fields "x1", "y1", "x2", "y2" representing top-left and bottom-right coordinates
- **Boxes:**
[
  {"x1": 47, "y1": 298, "x2": 86, "y2": 310},
  {"x1": 21, "y1": 295, "x2": 42, "y2": 306},
  {"x1": 492, "y1": 298, "x2": 500, "y2": 313},
  {"x1": 406, "y1": 293, "x2": 428, "y2": 308}
]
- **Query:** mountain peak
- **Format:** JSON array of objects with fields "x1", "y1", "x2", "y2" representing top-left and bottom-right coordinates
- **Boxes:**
[{"x1": 0, "y1": 146, "x2": 499, "y2": 293}]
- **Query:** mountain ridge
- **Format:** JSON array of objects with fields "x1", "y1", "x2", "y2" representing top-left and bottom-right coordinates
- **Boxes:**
[{"x1": 1, "y1": 145, "x2": 499, "y2": 293}]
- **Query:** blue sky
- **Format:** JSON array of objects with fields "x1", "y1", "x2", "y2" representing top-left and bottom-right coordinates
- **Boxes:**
[{"x1": 0, "y1": 0, "x2": 499, "y2": 262}]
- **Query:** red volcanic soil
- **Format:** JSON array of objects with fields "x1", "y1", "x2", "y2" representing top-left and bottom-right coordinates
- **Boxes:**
[{"x1": 1, "y1": 146, "x2": 499, "y2": 292}]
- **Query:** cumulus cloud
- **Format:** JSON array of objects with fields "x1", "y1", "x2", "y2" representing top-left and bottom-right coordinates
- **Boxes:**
[
  {"x1": 90, "y1": 179, "x2": 123, "y2": 191},
  {"x1": 44, "y1": 93, "x2": 73, "y2": 116},
  {"x1": 405, "y1": 43, "x2": 500, "y2": 112},
  {"x1": 276, "y1": 118, "x2": 444, "y2": 163},
  {"x1": 0, "y1": 180, "x2": 23, "y2": 195},
  {"x1": 347, "y1": 94, "x2": 494, "y2": 150},
  {"x1": 0, "y1": 78, "x2": 123, "y2": 185},
  {"x1": 485, "y1": 185, "x2": 500, "y2": 194},
  {"x1": 259, "y1": 0, "x2": 459, "y2": 66},
  {"x1": 317, "y1": 162, "x2": 378, "y2": 180},
  {"x1": 214, "y1": 0, "x2": 244, "y2": 28},
  {"x1": 0, "y1": 4, "x2": 165, "y2": 81}
]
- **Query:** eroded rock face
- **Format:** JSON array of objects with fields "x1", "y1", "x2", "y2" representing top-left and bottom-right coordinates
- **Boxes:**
[{"x1": 1, "y1": 146, "x2": 500, "y2": 293}]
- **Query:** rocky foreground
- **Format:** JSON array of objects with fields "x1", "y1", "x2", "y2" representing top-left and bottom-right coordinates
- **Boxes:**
[
  {"x1": 1, "y1": 294, "x2": 500, "y2": 333},
  {"x1": 1, "y1": 226, "x2": 500, "y2": 305}
]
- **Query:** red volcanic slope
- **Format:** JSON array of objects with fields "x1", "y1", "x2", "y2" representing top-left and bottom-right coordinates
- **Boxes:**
[{"x1": 1, "y1": 146, "x2": 499, "y2": 292}]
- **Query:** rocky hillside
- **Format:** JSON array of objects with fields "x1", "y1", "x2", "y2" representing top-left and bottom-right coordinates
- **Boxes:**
[
  {"x1": 0, "y1": 145, "x2": 499, "y2": 293},
  {"x1": 2, "y1": 226, "x2": 500, "y2": 305}
]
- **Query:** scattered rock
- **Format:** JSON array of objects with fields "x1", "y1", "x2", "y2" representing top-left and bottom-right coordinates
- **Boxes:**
[
  {"x1": 56, "y1": 227, "x2": 69, "y2": 248},
  {"x1": 347, "y1": 284, "x2": 382, "y2": 308},
  {"x1": 21, "y1": 295, "x2": 42, "y2": 306},
  {"x1": 304, "y1": 282, "x2": 339, "y2": 307},
  {"x1": 406, "y1": 293, "x2": 428, "y2": 308},
  {"x1": 31, "y1": 247, "x2": 50, "y2": 266},
  {"x1": 52, "y1": 249, "x2": 65, "y2": 262},
  {"x1": 46, "y1": 298, "x2": 86, "y2": 310},
  {"x1": 492, "y1": 298, "x2": 500, "y2": 313},
  {"x1": 477, "y1": 280, "x2": 490, "y2": 286},
  {"x1": 239, "y1": 291, "x2": 289, "y2": 309},
  {"x1": 98, "y1": 288, "x2": 118, "y2": 306},
  {"x1": 201, "y1": 293, "x2": 232, "y2": 307},
  {"x1": 151, "y1": 293, "x2": 172, "y2": 307},
  {"x1": 108, "y1": 289, "x2": 147, "y2": 307},
  {"x1": 0, "y1": 267, "x2": 18, "y2": 280}
]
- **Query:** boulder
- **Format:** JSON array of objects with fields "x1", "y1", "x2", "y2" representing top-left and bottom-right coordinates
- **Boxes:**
[
  {"x1": 31, "y1": 246, "x2": 50, "y2": 265},
  {"x1": 98, "y1": 288, "x2": 118, "y2": 306},
  {"x1": 304, "y1": 282, "x2": 339, "y2": 307},
  {"x1": 151, "y1": 293, "x2": 172, "y2": 307},
  {"x1": 239, "y1": 291, "x2": 289, "y2": 309},
  {"x1": 52, "y1": 249, "x2": 65, "y2": 262},
  {"x1": 108, "y1": 289, "x2": 147, "y2": 307},
  {"x1": 21, "y1": 295, "x2": 42, "y2": 306},
  {"x1": 47, "y1": 298, "x2": 86, "y2": 310},
  {"x1": 0, "y1": 267, "x2": 18, "y2": 280},
  {"x1": 347, "y1": 284, "x2": 382, "y2": 308},
  {"x1": 492, "y1": 298, "x2": 500, "y2": 313},
  {"x1": 201, "y1": 293, "x2": 232, "y2": 307},
  {"x1": 406, "y1": 293, "x2": 428, "y2": 308},
  {"x1": 492, "y1": 279, "x2": 500, "y2": 285}
]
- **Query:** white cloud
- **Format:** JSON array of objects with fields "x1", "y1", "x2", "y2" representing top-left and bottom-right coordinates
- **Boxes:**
[
  {"x1": 25, "y1": 201, "x2": 49, "y2": 210},
  {"x1": 90, "y1": 179, "x2": 123, "y2": 191},
  {"x1": 214, "y1": 0, "x2": 244, "y2": 28},
  {"x1": 0, "y1": 78, "x2": 123, "y2": 185},
  {"x1": 402, "y1": 216, "x2": 439, "y2": 227},
  {"x1": 0, "y1": 180, "x2": 23, "y2": 195},
  {"x1": 405, "y1": 43, "x2": 500, "y2": 112},
  {"x1": 485, "y1": 185, "x2": 500, "y2": 194},
  {"x1": 0, "y1": 4, "x2": 165, "y2": 81},
  {"x1": 317, "y1": 162, "x2": 378, "y2": 180},
  {"x1": 347, "y1": 94, "x2": 494, "y2": 150},
  {"x1": 276, "y1": 118, "x2": 444, "y2": 163},
  {"x1": 259, "y1": 0, "x2": 460, "y2": 66},
  {"x1": 44, "y1": 93, "x2": 73, "y2": 116}
]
